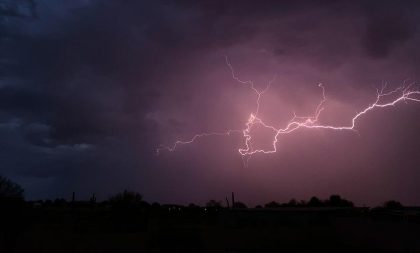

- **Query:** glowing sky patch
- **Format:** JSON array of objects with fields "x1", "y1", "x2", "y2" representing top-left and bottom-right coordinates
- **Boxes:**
[{"x1": 158, "y1": 57, "x2": 420, "y2": 166}]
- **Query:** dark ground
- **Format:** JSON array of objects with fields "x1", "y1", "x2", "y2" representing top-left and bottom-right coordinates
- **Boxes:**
[{"x1": 1, "y1": 202, "x2": 420, "y2": 253}]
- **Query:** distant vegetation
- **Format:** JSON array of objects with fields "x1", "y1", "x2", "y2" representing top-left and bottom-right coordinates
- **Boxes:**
[
  {"x1": 383, "y1": 200, "x2": 403, "y2": 209},
  {"x1": 0, "y1": 175, "x2": 410, "y2": 211}
]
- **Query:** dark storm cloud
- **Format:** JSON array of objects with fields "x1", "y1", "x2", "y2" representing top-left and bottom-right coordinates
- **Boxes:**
[
  {"x1": 2, "y1": 1, "x2": 163, "y2": 144},
  {"x1": 0, "y1": 0, "x2": 165, "y2": 198},
  {"x1": 0, "y1": 0, "x2": 37, "y2": 18},
  {"x1": 363, "y1": 5, "x2": 415, "y2": 58},
  {"x1": 1, "y1": 0, "x2": 420, "y2": 205}
]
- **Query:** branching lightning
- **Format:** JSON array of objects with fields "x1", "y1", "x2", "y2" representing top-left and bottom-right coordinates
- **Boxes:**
[{"x1": 157, "y1": 57, "x2": 420, "y2": 165}]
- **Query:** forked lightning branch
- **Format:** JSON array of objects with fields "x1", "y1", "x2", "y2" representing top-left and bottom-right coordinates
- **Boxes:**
[{"x1": 157, "y1": 57, "x2": 420, "y2": 165}]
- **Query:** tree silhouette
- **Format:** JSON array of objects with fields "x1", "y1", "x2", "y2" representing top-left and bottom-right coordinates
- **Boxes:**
[
  {"x1": 383, "y1": 200, "x2": 403, "y2": 209},
  {"x1": 326, "y1": 195, "x2": 354, "y2": 207},
  {"x1": 308, "y1": 196, "x2": 323, "y2": 207},
  {"x1": 0, "y1": 175, "x2": 24, "y2": 199}
]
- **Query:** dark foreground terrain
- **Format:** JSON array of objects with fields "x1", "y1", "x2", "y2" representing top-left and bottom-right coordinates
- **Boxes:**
[{"x1": 1, "y1": 202, "x2": 420, "y2": 253}]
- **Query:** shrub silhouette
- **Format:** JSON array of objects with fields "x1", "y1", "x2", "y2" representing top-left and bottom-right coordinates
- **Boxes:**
[
  {"x1": 108, "y1": 190, "x2": 149, "y2": 210},
  {"x1": 265, "y1": 201, "x2": 281, "y2": 208},
  {"x1": 206, "y1": 200, "x2": 222, "y2": 208},
  {"x1": 109, "y1": 190, "x2": 143, "y2": 204},
  {"x1": 325, "y1": 195, "x2": 354, "y2": 207},
  {"x1": 286, "y1": 199, "x2": 297, "y2": 207},
  {"x1": 233, "y1": 202, "x2": 247, "y2": 209}
]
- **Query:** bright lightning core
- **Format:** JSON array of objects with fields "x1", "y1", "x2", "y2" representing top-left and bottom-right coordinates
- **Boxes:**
[{"x1": 157, "y1": 57, "x2": 420, "y2": 165}]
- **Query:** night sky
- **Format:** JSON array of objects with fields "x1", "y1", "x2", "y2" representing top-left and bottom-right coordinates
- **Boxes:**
[{"x1": 1, "y1": 0, "x2": 420, "y2": 206}]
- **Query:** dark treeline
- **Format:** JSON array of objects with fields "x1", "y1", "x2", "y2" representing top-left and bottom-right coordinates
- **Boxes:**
[
  {"x1": 1, "y1": 175, "x2": 420, "y2": 253},
  {"x1": 0, "y1": 175, "x2": 409, "y2": 210}
]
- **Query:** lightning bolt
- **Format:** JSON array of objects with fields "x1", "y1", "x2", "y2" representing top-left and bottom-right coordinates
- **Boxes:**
[{"x1": 157, "y1": 57, "x2": 420, "y2": 166}]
